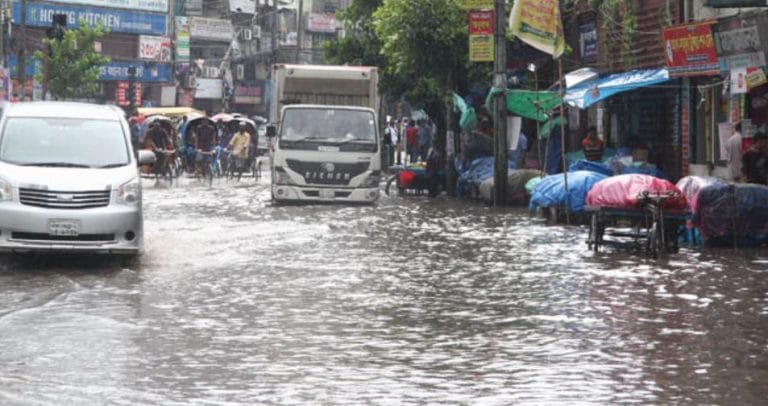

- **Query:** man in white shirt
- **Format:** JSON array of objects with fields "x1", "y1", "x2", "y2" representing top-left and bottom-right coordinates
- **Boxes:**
[
  {"x1": 725, "y1": 122, "x2": 743, "y2": 181},
  {"x1": 384, "y1": 120, "x2": 398, "y2": 168}
]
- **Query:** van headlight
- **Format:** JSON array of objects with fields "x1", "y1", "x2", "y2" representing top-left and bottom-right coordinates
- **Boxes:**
[
  {"x1": 116, "y1": 178, "x2": 140, "y2": 206},
  {"x1": 0, "y1": 178, "x2": 13, "y2": 202}
]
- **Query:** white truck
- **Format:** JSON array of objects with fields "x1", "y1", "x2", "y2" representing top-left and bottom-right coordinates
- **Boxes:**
[{"x1": 267, "y1": 64, "x2": 381, "y2": 203}]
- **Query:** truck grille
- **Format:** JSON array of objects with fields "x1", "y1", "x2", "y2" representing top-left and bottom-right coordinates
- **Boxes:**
[
  {"x1": 286, "y1": 159, "x2": 370, "y2": 186},
  {"x1": 19, "y1": 188, "x2": 111, "y2": 209}
]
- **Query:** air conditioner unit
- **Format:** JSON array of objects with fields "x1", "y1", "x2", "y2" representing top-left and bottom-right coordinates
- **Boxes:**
[
  {"x1": 236, "y1": 64, "x2": 245, "y2": 80},
  {"x1": 241, "y1": 29, "x2": 252, "y2": 41},
  {"x1": 185, "y1": 75, "x2": 196, "y2": 89},
  {"x1": 252, "y1": 25, "x2": 262, "y2": 39},
  {"x1": 204, "y1": 67, "x2": 219, "y2": 78}
]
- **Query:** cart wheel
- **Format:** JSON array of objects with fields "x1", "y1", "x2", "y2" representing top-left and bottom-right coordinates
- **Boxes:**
[
  {"x1": 385, "y1": 175, "x2": 397, "y2": 196},
  {"x1": 647, "y1": 222, "x2": 663, "y2": 259},
  {"x1": 588, "y1": 213, "x2": 600, "y2": 252}
]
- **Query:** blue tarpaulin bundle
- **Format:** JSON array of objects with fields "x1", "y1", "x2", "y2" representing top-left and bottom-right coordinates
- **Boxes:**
[
  {"x1": 696, "y1": 183, "x2": 768, "y2": 247},
  {"x1": 529, "y1": 170, "x2": 610, "y2": 213},
  {"x1": 568, "y1": 160, "x2": 614, "y2": 176},
  {"x1": 456, "y1": 156, "x2": 517, "y2": 197}
]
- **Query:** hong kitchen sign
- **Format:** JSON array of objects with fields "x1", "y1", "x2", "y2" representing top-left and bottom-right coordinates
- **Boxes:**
[
  {"x1": 662, "y1": 20, "x2": 720, "y2": 77},
  {"x1": 12, "y1": 1, "x2": 167, "y2": 35},
  {"x1": 138, "y1": 35, "x2": 172, "y2": 62}
]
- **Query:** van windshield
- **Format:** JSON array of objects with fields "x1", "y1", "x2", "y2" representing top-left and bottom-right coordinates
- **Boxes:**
[
  {"x1": 0, "y1": 117, "x2": 129, "y2": 168},
  {"x1": 280, "y1": 108, "x2": 376, "y2": 143}
]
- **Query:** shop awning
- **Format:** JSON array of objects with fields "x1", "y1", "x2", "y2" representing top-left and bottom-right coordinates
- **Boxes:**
[
  {"x1": 564, "y1": 68, "x2": 670, "y2": 109},
  {"x1": 486, "y1": 89, "x2": 562, "y2": 122}
]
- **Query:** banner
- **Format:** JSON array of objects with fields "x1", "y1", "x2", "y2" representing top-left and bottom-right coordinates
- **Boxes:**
[
  {"x1": 508, "y1": 0, "x2": 564, "y2": 58},
  {"x1": 307, "y1": 13, "x2": 338, "y2": 33},
  {"x1": 175, "y1": 17, "x2": 190, "y2": 62},
  {"x1": 458, "y1": 0, "x2": 493, "y2": 9},
  {"x1": 746, "y1": 66, "x2": 767, "y2": 89},
  {"x1": 662, "y1": 21, "x2": 719, "y2": 77},
  {"x1": 189, "y1": 17, "x2": 233, "y2": 42},
  {"x1": 234, "y1": 81, "x2": 264, "y2": 104},
  {"x1": 13, "y1": 1, "x2": 167, "y2": 35},
  {"x1": 139, "y1": 36, "x2": 172, "y2": 62},
  {"x1": 468, "y1": 10, "x2": 493, "y2": 35},
  {"x1": 43, "y1": 0, "x2": 168, "y2": 13},
  {"x1": 578, "y1": 13, "x2": 597, "y2": 63}
]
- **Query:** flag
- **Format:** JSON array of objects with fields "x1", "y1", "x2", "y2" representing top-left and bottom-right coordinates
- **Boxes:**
[{"x1": 508, "y1": 0, "x2": 565, "y2": 58}]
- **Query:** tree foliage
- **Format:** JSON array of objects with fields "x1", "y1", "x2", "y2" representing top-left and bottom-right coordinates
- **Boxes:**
[
  {"x1": 324, "y1": 0, "x2": 384, "y2": 67},
  {"x1": 34, "y1": 21, "x2": 111, "y2": 100}
]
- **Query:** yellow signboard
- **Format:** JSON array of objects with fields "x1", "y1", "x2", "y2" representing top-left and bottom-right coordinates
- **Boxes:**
[
  {"x1": 458, "y1": 0, "x2": 494, "y2": 10},
  {"x1": 469, "y1": 35, "x2": 494, "y2": 62}
]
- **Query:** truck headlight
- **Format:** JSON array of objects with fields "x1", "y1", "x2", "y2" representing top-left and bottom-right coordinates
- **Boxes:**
[
  {"x1": 273, "y1": 167, "x2": 296, "y2": 185},
  {"x1": 362, "y1": 172, "x2": 380, "y2": 188},
  {"x1": 0, "y1": 178, "x2": 13, "y2": 202},
  {"x1": 116, "y1": 178, "x2": 140, "y2": 206}
]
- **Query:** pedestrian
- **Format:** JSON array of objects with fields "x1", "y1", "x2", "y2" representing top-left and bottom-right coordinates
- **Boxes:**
[
  {"x1": 394, "y1": 118, "x2": 405, "y2": 165},
  {"x1": 228, "y1": 121, "x2": 251, "y2": 172},
  {"x1": 417, "y1": 119, "x2": 432, "y2": 162},
  {"x1": 581, "y1": 126, "x2": 604, "y2": 162},
  {"x1": 425, "y1": 139, "x2": 446, "y2": 197},
  {"x1": 383, "y1": 119, "x2": 395, "y2": 168},
  {"x1": 406, "y1": 120, "x2": 419, "y2": 164},
  {"x1": 742, "y1": 131, "x2": 768, "y2": 184},
  {"x1": 725, "y1": 122, "x2": 743, "y2": 182}
]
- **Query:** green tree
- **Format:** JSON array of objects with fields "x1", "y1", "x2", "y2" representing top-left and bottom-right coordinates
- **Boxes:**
[
  {"x1": 324, "y1": 0, "x2": 384, "y2": 68},
  {"x1": 374, "y1": 0, "x2": 491, "y2": 139},
  {"x1": 34, "y1": 21, "x2": 111, "y2": 100}
]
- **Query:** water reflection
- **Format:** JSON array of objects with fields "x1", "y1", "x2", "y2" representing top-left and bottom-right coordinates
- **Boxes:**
[{"x1": 0, "y1": 179, "x2": 766, "y2": 404}]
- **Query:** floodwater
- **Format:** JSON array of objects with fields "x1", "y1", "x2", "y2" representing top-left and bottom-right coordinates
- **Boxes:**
[{"x1": 0, "y1": 174, "x2": 767, "y2": 405}]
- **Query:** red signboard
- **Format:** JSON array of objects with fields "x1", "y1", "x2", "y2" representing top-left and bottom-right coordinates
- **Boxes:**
[
  {"x1": 662, "y1": 20, "x2": 719, "y2": 77},
  {"x1": 116, "y1": 81, "x2": 142, "y2": 107},
  {"x1": 468, "y1": 10, "x2": 494, "y2": 36}
]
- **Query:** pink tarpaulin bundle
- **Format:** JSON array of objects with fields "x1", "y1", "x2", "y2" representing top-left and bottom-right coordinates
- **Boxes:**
[
  {"x1": 675, "y1": 176, "x2": 727, "y2": 213},
  {"x1": 586, "y1": 174, "x2": 687, "y2": 210}
]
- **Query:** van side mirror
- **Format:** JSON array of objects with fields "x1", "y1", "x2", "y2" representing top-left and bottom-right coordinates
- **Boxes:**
[
  {"x1": 137, "y1": 150, "x2": 156, "y2": 166},
  {"x1": 266, "y1": 125, "x2": 277, "y2": 138}
]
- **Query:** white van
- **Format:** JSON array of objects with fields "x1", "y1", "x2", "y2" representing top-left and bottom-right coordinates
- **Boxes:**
[{"x1": 0, "y1": 102, "x2": 155, "y2": 255}]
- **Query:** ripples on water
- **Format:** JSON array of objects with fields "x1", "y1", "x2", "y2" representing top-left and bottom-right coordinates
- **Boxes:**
[{"x1": 0, "y1": 177, "x2": 767, "y2": 405}]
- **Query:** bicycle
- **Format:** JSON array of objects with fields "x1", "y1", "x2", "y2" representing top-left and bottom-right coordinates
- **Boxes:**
[
  {"x1": 154, "y1": 149, "x2": 177, "y2": 185},
  {"x1": 197, "y1": 150, "x2": 216, "y2": 187}
]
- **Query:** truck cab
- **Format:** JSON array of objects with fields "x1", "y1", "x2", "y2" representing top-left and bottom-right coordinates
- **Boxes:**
[
  {"x1": 268, "y1": 64, "x2": 381, "y2": 204},
  {"x1": 270, "y1": 105, "x2": 380, "y2": 203}
]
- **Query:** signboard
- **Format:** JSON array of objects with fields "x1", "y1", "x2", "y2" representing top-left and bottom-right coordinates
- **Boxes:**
[
  {"x1": 458, "y1": 0, "x2": 493, "y2": 9},
  {"x1": 468, "y1": 10, "x2": 493, "y2": 35},
  {"x1": 44, "y1": 0, "x2": 167, "y2": 13},
  {"x1": 508, "y1": 0, "x2": 565, "y2": 58},
  {"x1": 469, "y1": 35, "x2": 493, "y2": 62},
  {"x1": 189, "y1": 17, "x2": 233, "y2": 42},
  {"x1": 747, "y1": 66, "x2": 768, "y2": 89},
  {"x1": 12, "y1": 1, "x2": 167, "y2": 36},
  {"x1": 229, "y1": 0, "x2": 255, "y2": 14},
  {"x1": 195, "y1": 78, "x2": 223, "y2": 99},
  {"x1": 100, "y1": 61, "x2": 172, "y2": 83},
  {"x1": 234, "y1": 81, "x2": 263, "y2": 104},
  {"x1": 662, "y1": 21, "x2": 719, "y2": 77},
  {"x1": 116, "y1": 81, "x2": 142, "y2": 107},
  {"x1": 175, "y1": 17, "x2": 190, "y2": 62},
  {"x1": 138, "y1": 36, "x2": 172, "y2": 62},
  {"x1": 731, "y1": 67, "x2": 748, "y2": 94},
  {"x1": 713, "y1": 11, "x2": 768, "y2": 72},
  {"x1": 578, "y1": 13, "x2": 597, "y2": 63},
  {"x1": 307, "y1": 13, "x2": 338, "y2": 33}
]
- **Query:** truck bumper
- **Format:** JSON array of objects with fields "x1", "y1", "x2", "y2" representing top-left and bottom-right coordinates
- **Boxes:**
[{"x1": 272, "y1": 185, "x2": 379, "y2": 203}]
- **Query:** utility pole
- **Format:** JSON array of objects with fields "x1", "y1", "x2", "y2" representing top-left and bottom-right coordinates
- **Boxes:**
[
  {"x1": 492, "y1": 0, "x2": 508, "y2": 206},
  {"x1": 295, "y1": 0, "x2": 303, "y2": 64},
  {"x1": 17, "y1": 0, "x2": 26, "y2": 101},
  {"x1": 271, "y1": 0, "x2": 278, "y2": 62}
]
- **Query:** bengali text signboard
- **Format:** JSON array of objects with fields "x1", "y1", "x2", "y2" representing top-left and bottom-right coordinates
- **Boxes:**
[
  {"x1": 662, "y1": 21, "x2": 719, "y2": 77},
  {"x1": 13, "y1": 1, "x2": 167, "y2": 35}
]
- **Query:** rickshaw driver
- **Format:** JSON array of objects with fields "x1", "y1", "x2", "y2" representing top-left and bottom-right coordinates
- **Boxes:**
[
  {"x1": 145, "y1": 122, "x2": 172, "y2": 174},
  {"x1": 195, "y1": 119, "x2": 217, "y2": 174},
  {"x1": 228, "y1": 121, "x2": 251, "y2": 171}
]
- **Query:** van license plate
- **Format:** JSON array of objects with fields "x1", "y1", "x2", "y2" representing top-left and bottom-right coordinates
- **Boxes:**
[
  {"x1": 48, "y1": 220, "x2": 80, "y2": 236},
  {"x1": 319, "y1": 189, "x2": 334, "y2": 199}
]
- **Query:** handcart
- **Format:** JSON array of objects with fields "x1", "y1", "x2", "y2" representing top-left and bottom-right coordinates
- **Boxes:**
[
  {"x1": 385, "y1": 165, "x2": 446, "y2": 196},
  {"x1": 585, "y1": 191, "x2": 688, "y2": 259}
]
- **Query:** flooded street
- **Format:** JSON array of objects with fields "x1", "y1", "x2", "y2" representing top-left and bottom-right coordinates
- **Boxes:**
[{"x1": 1, "y1": 175, "x2": 767, "y2": 405}]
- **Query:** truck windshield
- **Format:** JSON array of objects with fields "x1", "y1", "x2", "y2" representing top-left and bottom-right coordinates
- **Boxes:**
[
  {"x1": 281, "y1": 108, "x2": 376, "y2": 143},
  {"x1": 0, "y1": 117, "x2": 129, "y2": 168}
]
